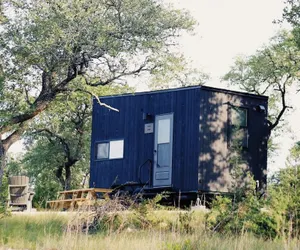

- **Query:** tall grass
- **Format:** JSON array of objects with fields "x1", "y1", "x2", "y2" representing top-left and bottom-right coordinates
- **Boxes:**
[
  {"x1": 0, "y1": 210, "x2": 299, "y2": 250},
  {"x1": 34, "y1": 231, "x2": 297, "y2": 250},
  {"x1": 0, "y1": 213, "x2": 67, "y2": 249}
]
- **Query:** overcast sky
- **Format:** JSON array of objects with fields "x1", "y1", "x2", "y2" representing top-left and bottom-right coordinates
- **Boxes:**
[{"x1": 168, "y1": 0, "x2": 288, "y2": 86}]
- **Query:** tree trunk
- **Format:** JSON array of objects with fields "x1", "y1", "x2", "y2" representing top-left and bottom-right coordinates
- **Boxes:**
[
  {"x1": 0, "y1": 128, "x2": 23, "y2": 189},
  {"x1": 0, "y1": 141, "x2": 6, "y2": 189},
  {"x1": 65, "y1": 166, "x2": 71, "y2": 191},
  {"x1": 55, "y1": 166, "x2": 66, "y2": 190}
]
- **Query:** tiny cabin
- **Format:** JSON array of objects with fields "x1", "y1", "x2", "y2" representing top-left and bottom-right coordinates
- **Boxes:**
[{"x1": 89, "y1": 86, "x2": 268, "y2": 198}]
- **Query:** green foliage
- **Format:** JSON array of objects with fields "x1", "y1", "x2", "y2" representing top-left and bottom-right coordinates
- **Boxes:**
[
  {"x1": 0, "y1": 207, "x2": 298, "y2": 249},
  {"x1": 164, "y1": 239, "x2": 195, "y2": 250},
  {"x1": 0, "y1": 0, "x2": 196, "y2": 128},
  {"x1": 223, "y1": 31, "x2": 300, "y2": 96},
  {"x1": 267, "y1": 143, "x2": 300, "y2": 238},
  {"x1": 206, "y1": 193, "x2": 277, "y2": 239},
  {"x1": 178, "y1": 211, "x2": 194, "y2": 234},
  {"x1": 0, "y1": 174, "x2": 8, "y2": 217},
  {"x1": 207, "y1": 142, "x2": 300, "y2": 240},
  {"x1": 0, "y1": 215, "x2": 66, "y2": 247},
  {"x1": 148, "y1": 53, "x2": 209, "y2": 90},
  {"x1": 283, "y1": 0, "x2": 300, "y2": 52}
]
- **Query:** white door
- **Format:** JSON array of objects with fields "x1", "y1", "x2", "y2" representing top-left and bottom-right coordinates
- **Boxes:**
[{"x1": 153, "y1": 114, "x2": 173, "y2": 187}]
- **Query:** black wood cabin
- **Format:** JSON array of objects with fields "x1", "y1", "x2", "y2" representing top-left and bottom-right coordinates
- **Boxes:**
[{"x1": 89, "y1": 86, "x2": 268, "y2": 199}]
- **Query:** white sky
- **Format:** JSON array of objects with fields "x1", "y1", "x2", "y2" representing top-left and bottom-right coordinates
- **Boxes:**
[
  {"x1": 170, "y1": 0, "x2": 287, "y2": 86},
  {"x1": 8, "y1": 0, "x2": 300, "y2": 173}
]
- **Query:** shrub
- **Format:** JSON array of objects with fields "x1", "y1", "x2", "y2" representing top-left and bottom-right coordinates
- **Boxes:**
[{"x1": 206, "y1": 192, "x2": 277, "y2": 239}]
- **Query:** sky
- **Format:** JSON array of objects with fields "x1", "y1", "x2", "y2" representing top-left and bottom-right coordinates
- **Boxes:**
[
  {"x1": 169, "y1": 0, "x2": 287, "y2": 86},
  {"x1": 8, "y1": 0, "x2": 300, "y2": 172}
]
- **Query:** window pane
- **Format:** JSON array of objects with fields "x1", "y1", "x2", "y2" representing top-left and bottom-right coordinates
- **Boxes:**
[
  {"x1": 231, "y1": 107, "x2": 247, "y2": 127},
  {"x1": 158, "y1": 118, "x2": 170, "y2": 144},
  {"x1": 97, "y1": 143, "x2": 109, "y2": 159},
  {"x1": 157, "y1": 143, "x2": 170, "y2": 167},
  {"x1": 231, "y1": 128, "x2": 248, "y2": 148},
  {"x1": 109, "y1": 140, "x2": 124, "y2": 159}
]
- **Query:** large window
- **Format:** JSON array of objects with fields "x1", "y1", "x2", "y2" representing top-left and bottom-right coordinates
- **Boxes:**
[
  {"x1": 96, "y1": 140, "x2": 124, "y2": 160},
  {"x1": 231, "y1": 107, "x2": 247, "y2": 127},
  {"x1": 229, "y1": 107, "x2": 248, "y2": 148}
]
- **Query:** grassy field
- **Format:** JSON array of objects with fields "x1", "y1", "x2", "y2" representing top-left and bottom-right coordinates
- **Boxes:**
[{"x1": 0, "y1": 210, "x2": 299, "y2": 250}]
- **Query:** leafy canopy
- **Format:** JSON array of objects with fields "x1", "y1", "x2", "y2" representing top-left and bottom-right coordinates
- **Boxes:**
[{"x1": 0, "y1": 0, "x2": 196, "y2": 133}]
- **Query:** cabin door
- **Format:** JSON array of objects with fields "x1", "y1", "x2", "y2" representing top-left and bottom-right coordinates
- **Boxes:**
[{"x1": 153, "y1": 113, "x2": 173, "y2": 187}]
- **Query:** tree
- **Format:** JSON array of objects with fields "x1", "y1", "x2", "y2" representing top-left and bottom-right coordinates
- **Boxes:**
[
  {"x1": 0, "y1": 0, "x2": 196, "y2": 187},
  {"x1": 223, "y1": 31, "x2": 300, "y2": 139},
  {"x1": 267, "y1": 142, "x2": 300, "y2": 238},
  {"x1": 6, "y1": 84, "x2": 133, "y2": 206},
  {"x1": 283, "y1": 0, "x2": 300, "y2": 51},
  {"x1": 148, "y1": 54, "x2": 209, "y2": 90},
  {"x1": 25, "y1": 85, "x2": 132, "y2": 190},
  {"x1": 26, "y1": 94, "x2": 91, "y2": 191},
  {"x1": 283, "y1": 0, "x2": 300, "y2": 92}
]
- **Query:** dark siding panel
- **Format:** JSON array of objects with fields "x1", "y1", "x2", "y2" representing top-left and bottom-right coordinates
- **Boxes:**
[
  {"x1": 198, "y1": 89, "x2": 268, "y2": 192},
  {"x1": 90, "y1": 88, "x2": 200, "y2": 191}
]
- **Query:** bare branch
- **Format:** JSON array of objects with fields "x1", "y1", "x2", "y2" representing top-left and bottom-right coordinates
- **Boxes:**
[{"x1": 74, "y1": 88, "x2": 119, "y2": 112}]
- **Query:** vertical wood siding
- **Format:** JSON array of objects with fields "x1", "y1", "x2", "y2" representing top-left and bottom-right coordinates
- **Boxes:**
[
  {"x1": 90, "y1": 86, "x2": 268, "y2": 193},
  {"x1": 90, "y1": 88, "x2": 200, "y2": 191},
  {"x1": 198, "y1": 88, "x2": 268, "y2": 192}
]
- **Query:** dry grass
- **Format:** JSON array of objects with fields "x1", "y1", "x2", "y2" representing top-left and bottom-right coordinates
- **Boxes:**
[
  {"x1": 3, "y1": 228, "x2": 299, "y2": 250},
  {"x1": 0, "y1": 206, "x2": 299, "y2": 250}
]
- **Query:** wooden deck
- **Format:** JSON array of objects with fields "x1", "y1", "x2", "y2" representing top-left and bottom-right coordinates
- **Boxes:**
[{"x1": 47, "y1": 188, "x2": 112, "y2": 210}]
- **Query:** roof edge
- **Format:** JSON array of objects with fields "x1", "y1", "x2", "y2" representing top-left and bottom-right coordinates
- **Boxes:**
[{"x1": 96, "y1": 85, "x2": 268, "y2": 100}]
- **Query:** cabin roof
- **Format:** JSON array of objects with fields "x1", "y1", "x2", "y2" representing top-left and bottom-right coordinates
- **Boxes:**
[{"x1": 96, "y1": 85, "x2": 268, "y2": 101}]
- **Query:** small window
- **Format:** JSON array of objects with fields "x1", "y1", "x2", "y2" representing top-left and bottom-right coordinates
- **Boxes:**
[
  {"x1": 97, "y1": 143, "x2": 109, "y2": 159},
  {"x1": 231, "y1": 107, "x2": 247, "y2": 127},
  {"x1": 96, "y1": 140, "x2": 124, "y2": 160},
  {"x1": 109, "y1": 140, "x2": 124, "y2": 159},
  {"x1": 158, "y1": 119, "x2": 170, "y2": 144}
]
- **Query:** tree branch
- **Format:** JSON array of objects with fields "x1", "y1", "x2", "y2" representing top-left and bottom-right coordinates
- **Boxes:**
[
  {"x1": 74, "y1": 88, "x2": 119, "y2": 112},
  {"x1": 2, "y1": 127, "x2": 24, "y2": 151},
  {"x1": 34, "y1": 129, "x2": 72, "y2": 160},
  {"x1": 83, "y1": 61, "x2": 152, "y2": 87},
  {"x1": 0, "y1": 71, "x2": 78, "y2": 134},
  {"x1": 268, "y1": 75, "x2": 292, "y2": 133}
]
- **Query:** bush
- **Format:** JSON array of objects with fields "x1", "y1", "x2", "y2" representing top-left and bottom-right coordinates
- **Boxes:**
[{"x1": 206, "y1": 193, "x2": 277, "y2": 239}]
